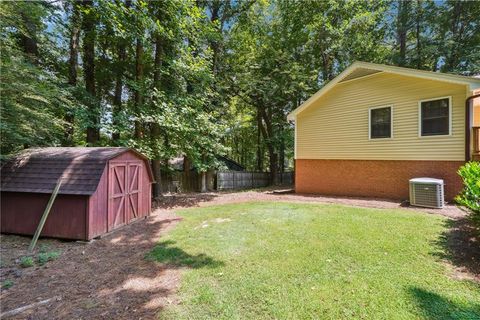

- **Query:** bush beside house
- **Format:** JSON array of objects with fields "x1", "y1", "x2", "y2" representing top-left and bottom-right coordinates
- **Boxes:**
[{"x1": 455, "y1": 162, "x2": 480, "y2": 228}]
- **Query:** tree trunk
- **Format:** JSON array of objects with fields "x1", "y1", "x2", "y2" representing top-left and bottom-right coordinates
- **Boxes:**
[
  {"x1": 134, "y1": 37, "x2": 144, "y2": 139},
  {"x1": 443, "y1": 1, "x2": 463, "y2": 72},
  {"x1": 200, "y1": 172, "x2": 207, "y2": 193},
  {"x1": 256, "y1": 109, "x2": 263, "y2": 171},
  {"x1": 321, "y1": 52, "x2": 333, "y2": 82},
  {"x1": 150, "y1": 124, "x2": 162, "y2": 197},
  {"x1": 209, "y1": 2, "x2": 221, "y2": 76},
  {"x1": 111, "y1": 43, "x2": 125, "y2": 142},
  {"x1": 64, "y1": 2, "x2": 80, "y2": 146},
  {"x1": 396, "y1": 0, "x2": 409, "y2": 67},
  {"x1": 82, "y1": 0, "x2": 99, "y2": 145},
  {"x1": 415, "y1": 0, "x2": 422, "y2": 69},
  {"x1": 151, "y1": 157, "x2": 162, "y2": 196},
  {"x1": 112, "y1": 0, "x2": 131, "y2": 142},
  {"x1": 267, "y1": 146, "x2": 278, "y2": 186},
  {"x1": 151, "y1": 33, "x2": 164, "y2": 198},
  {"x1": 18, "y1": 12, "x2": 38, "y2": 60},
  {"x1": 258, "y1": 105, "x2": 278, "y2": 185},
  {"x1": 183, "y1": 155, "x2": 191, "y2": 192},
  {"x1": 279, "y1": 135, "x2": 285, "y2": 183}
]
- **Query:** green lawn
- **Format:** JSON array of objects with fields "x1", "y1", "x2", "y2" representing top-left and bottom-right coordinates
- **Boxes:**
[{"x1": 147, "y1": 202, "x2": 480, "y2": 320}]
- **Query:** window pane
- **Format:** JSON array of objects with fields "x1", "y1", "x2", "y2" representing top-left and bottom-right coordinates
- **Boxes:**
[
  {"x1": 370, "y1": 107, "x2": 391, "y2": 138},
  {"x1": 421, "y1": 98, "x2": 449, "y2": 136}
]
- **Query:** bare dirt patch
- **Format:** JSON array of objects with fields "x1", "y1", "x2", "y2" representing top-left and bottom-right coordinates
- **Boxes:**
[{"x1": 0, "y1": 189, "x2": 476, "y2": 319}]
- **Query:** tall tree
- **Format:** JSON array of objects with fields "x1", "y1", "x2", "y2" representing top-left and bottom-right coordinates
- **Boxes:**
[
  {"x1": 439, "y1": 0, "x2": 480, "y2": 73},
  {"x1": 133, "y1": 36, "x2": 144, "y2": 139},
  {"x1": 2, "y1": 0, "x2": 479, "y2": 190},
  {"x1": 111, "y1": 0, "x2": 131, "y2": 143},
  {"x1": 395, "y1": 0, "x2": 412, "y2": 67},
  {"x1": 81, "y1": 0, "x2": 99, "y2": 145},
  {"x1": 64, "y1": 2, "x2": 80, "y2": 146},
  {"x1": 0, "y1": 2, "x2": 75, "y2": 157},
  {"x1": 150, "y1": 3, "x2": 166, "y2": 198}
]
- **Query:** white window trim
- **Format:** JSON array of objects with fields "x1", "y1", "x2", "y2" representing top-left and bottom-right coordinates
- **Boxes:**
[
  {"x1": 418, "y1": 96, "x2": 452, "y2": 138},
  {"x1": 368, "y1": 105, "x2": 394, "y2": 140}
]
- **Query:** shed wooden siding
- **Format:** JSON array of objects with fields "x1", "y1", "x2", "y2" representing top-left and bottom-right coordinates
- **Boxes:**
[
  {"x1": 1, "y1": 147, "x2": 153, "y2": 240},
  {"x1": 109, "y1": 151, "x2": 151, "y2": 220},
  {"x1": 296, "y1": 72, "x2": 468, "y2": 161},
  {"x1": 88, "y1": 164, "x2": 108, "y2": 239},
  {"x1": 87, "y1": 150, "x2": 151, "y2": 239},
  {"x1": 1, "y1": 193, "x2": 88, "y2": 239}
]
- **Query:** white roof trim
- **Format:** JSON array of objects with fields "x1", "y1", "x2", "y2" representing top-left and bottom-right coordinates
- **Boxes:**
[{"x1": 287, "y1": 61, "x2": 480, "y2": 121}]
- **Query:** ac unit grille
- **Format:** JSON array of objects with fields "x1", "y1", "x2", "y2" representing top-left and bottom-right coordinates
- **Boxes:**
[{"x1": 409, "y1": 178, "x2": 444, "y2": 209}]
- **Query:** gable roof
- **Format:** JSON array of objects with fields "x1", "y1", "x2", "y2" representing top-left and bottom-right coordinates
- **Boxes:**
[
  {"x1": 1, "y1": 147, "x2": 153, "y2": 195},
  {"x1": 287, "y1": 61, "x2": 480, "y2": 121}
]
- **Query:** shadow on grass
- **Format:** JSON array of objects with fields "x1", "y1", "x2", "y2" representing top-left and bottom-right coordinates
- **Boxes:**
[
  {"x1": 146, "y1": 240, "x2": 224, "y2": 269},
  {"x1": 433, "y1": 218, "x2": 480, "y2": 279},
  {"x1": 409, "y1": 287, "x2": 480, "y2": 320}
]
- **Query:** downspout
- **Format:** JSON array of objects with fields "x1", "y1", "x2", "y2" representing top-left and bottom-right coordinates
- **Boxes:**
[{"x1": 465, "y1": 93, "x2": 480, "y2": 161}]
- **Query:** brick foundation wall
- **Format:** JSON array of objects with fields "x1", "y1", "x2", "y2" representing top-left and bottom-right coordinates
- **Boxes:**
[{"x1": 295, "y1": 159, "x2": 465, "y2": 201}]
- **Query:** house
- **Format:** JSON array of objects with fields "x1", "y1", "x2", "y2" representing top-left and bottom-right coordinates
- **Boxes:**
[
  {"x1": 1, "y1": 147, "x2": 153, "y2": 240},
  {"x1": 287, "y1": 62, "x2": 480, "y2": 201}
]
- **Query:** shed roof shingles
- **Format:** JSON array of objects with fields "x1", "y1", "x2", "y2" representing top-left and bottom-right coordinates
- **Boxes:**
[{"x1": 1, "y1": 147, "x2": 129, "y2": 195}]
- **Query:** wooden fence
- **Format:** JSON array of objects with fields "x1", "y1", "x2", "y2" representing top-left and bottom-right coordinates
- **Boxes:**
[
  {"x1": 158, "y1": 171, "x2": 294, "y2": 193},
  {"x1": 158, "y1": 171, "x2": 215, "y2": 193},
  {"x1": 216, "y1": 171, "x2": 293, "y2": 191}
]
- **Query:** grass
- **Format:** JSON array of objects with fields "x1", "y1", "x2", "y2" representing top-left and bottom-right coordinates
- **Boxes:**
[
  {"x1": 37, "y1": 250, "x2": 60, "y2": 266},
  {"x1": 19, "y1": 256, "x2": 34, "y2": 268},
  {"x1": 2, "y1": 279, "x2": 14, "y2": 289},
  {"x1": 17, "y1": 245, "x2": 61, "y2": 269},
  {"x1": 148, "y1": 202, "x2": 480, "y2": 320}
]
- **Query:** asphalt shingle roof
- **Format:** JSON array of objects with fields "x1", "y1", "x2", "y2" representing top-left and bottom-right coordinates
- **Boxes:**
[{"x1": 1, "y1": 147, "x2": 131, "y2": 195}]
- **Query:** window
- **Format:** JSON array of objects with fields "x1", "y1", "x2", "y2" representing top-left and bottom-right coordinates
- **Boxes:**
[
  {"x1": 369, "y1": 106, "x2": 392, "y2": 139},
  {"x1": 419, "y1": 97, "x2": 451, "y2": 136}
]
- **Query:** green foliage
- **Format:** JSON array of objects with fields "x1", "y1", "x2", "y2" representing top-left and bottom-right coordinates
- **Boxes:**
[
  {"x1": 455, "y1": 162, "x2": 480, "y2": 225},
  {"x1": 19, "y1": 256, "x2": 34, "y2": 268},
  {"x1": 436, "y1": 1, "x2": 480, "y2": 74},
  {"x1": 0, "y1": 43, "x2": 71, "y2": 157},
  {"x1": 37, "y1": 250, "x2": 61, "y2": 266},
  {"x1": 0, "y1": 2, "x2": 84, "y2": 157},
  {"x1": 1, "y1": 0, "x2": 479, "y2": 178},
  {"x1": 2, "y1": 279, "x2": 14, "y2": 290}
]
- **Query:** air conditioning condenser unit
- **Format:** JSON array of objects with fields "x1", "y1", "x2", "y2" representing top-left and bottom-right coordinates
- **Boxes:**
[{"x1": 409, "y1": 178, "x2": 444, "y2": 209}]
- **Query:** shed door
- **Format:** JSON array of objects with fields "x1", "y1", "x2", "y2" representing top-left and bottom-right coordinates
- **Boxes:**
[
  {"x1": 108, "y1": 161, "x2": 143, "y2": 230},
  {"x1": 108, "y1": 163, "x2": 127, "y2": 230},
  {"x1": 126, "y1": 162, "x2": 142, "y2": 222}
]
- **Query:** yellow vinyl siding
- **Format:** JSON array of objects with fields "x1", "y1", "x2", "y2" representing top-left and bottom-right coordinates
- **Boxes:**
[{"x1": 296, "y1": 72, "x2": 468, "y2": 161}]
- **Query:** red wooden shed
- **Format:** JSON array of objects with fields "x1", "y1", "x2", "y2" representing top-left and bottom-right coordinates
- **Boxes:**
[{"x1": 1, "y1": 147, "x2": 153, "y2": 240}]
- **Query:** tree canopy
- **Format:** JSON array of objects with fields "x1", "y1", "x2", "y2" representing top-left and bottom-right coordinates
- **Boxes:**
[{"x1": 1, "y1": 0, "x2": 479, "y2": 192}]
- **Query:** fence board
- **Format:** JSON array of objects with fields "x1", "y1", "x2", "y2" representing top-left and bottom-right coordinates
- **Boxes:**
[
  {"x1": 216, "y1": 171, "x2": 293, "y2": 190},
  {"x1": 157, "y1": 171, "x2": 293, "y2": 193}
]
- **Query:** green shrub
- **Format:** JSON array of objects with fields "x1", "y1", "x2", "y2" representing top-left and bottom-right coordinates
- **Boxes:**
[
  {"x1": 37, "y1": 251, "x2": 60, "y2": 266},
  {"x1": 455, "y1": 161, "x2": 480, "y2": 224},
  {"x1": 38, "y1": 244, "x2": 50, "y2": 253},
  {"x1": 19, "y1": 256, "x2": 34, "y2": 268},
  {"x1": 2, "y1": 279, "x2": 14, "y2": 289}
]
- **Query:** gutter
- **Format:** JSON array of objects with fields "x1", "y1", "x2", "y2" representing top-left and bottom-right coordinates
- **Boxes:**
[{"x1": 465, "y1": 93, "x2": 480, "y2": 161}]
